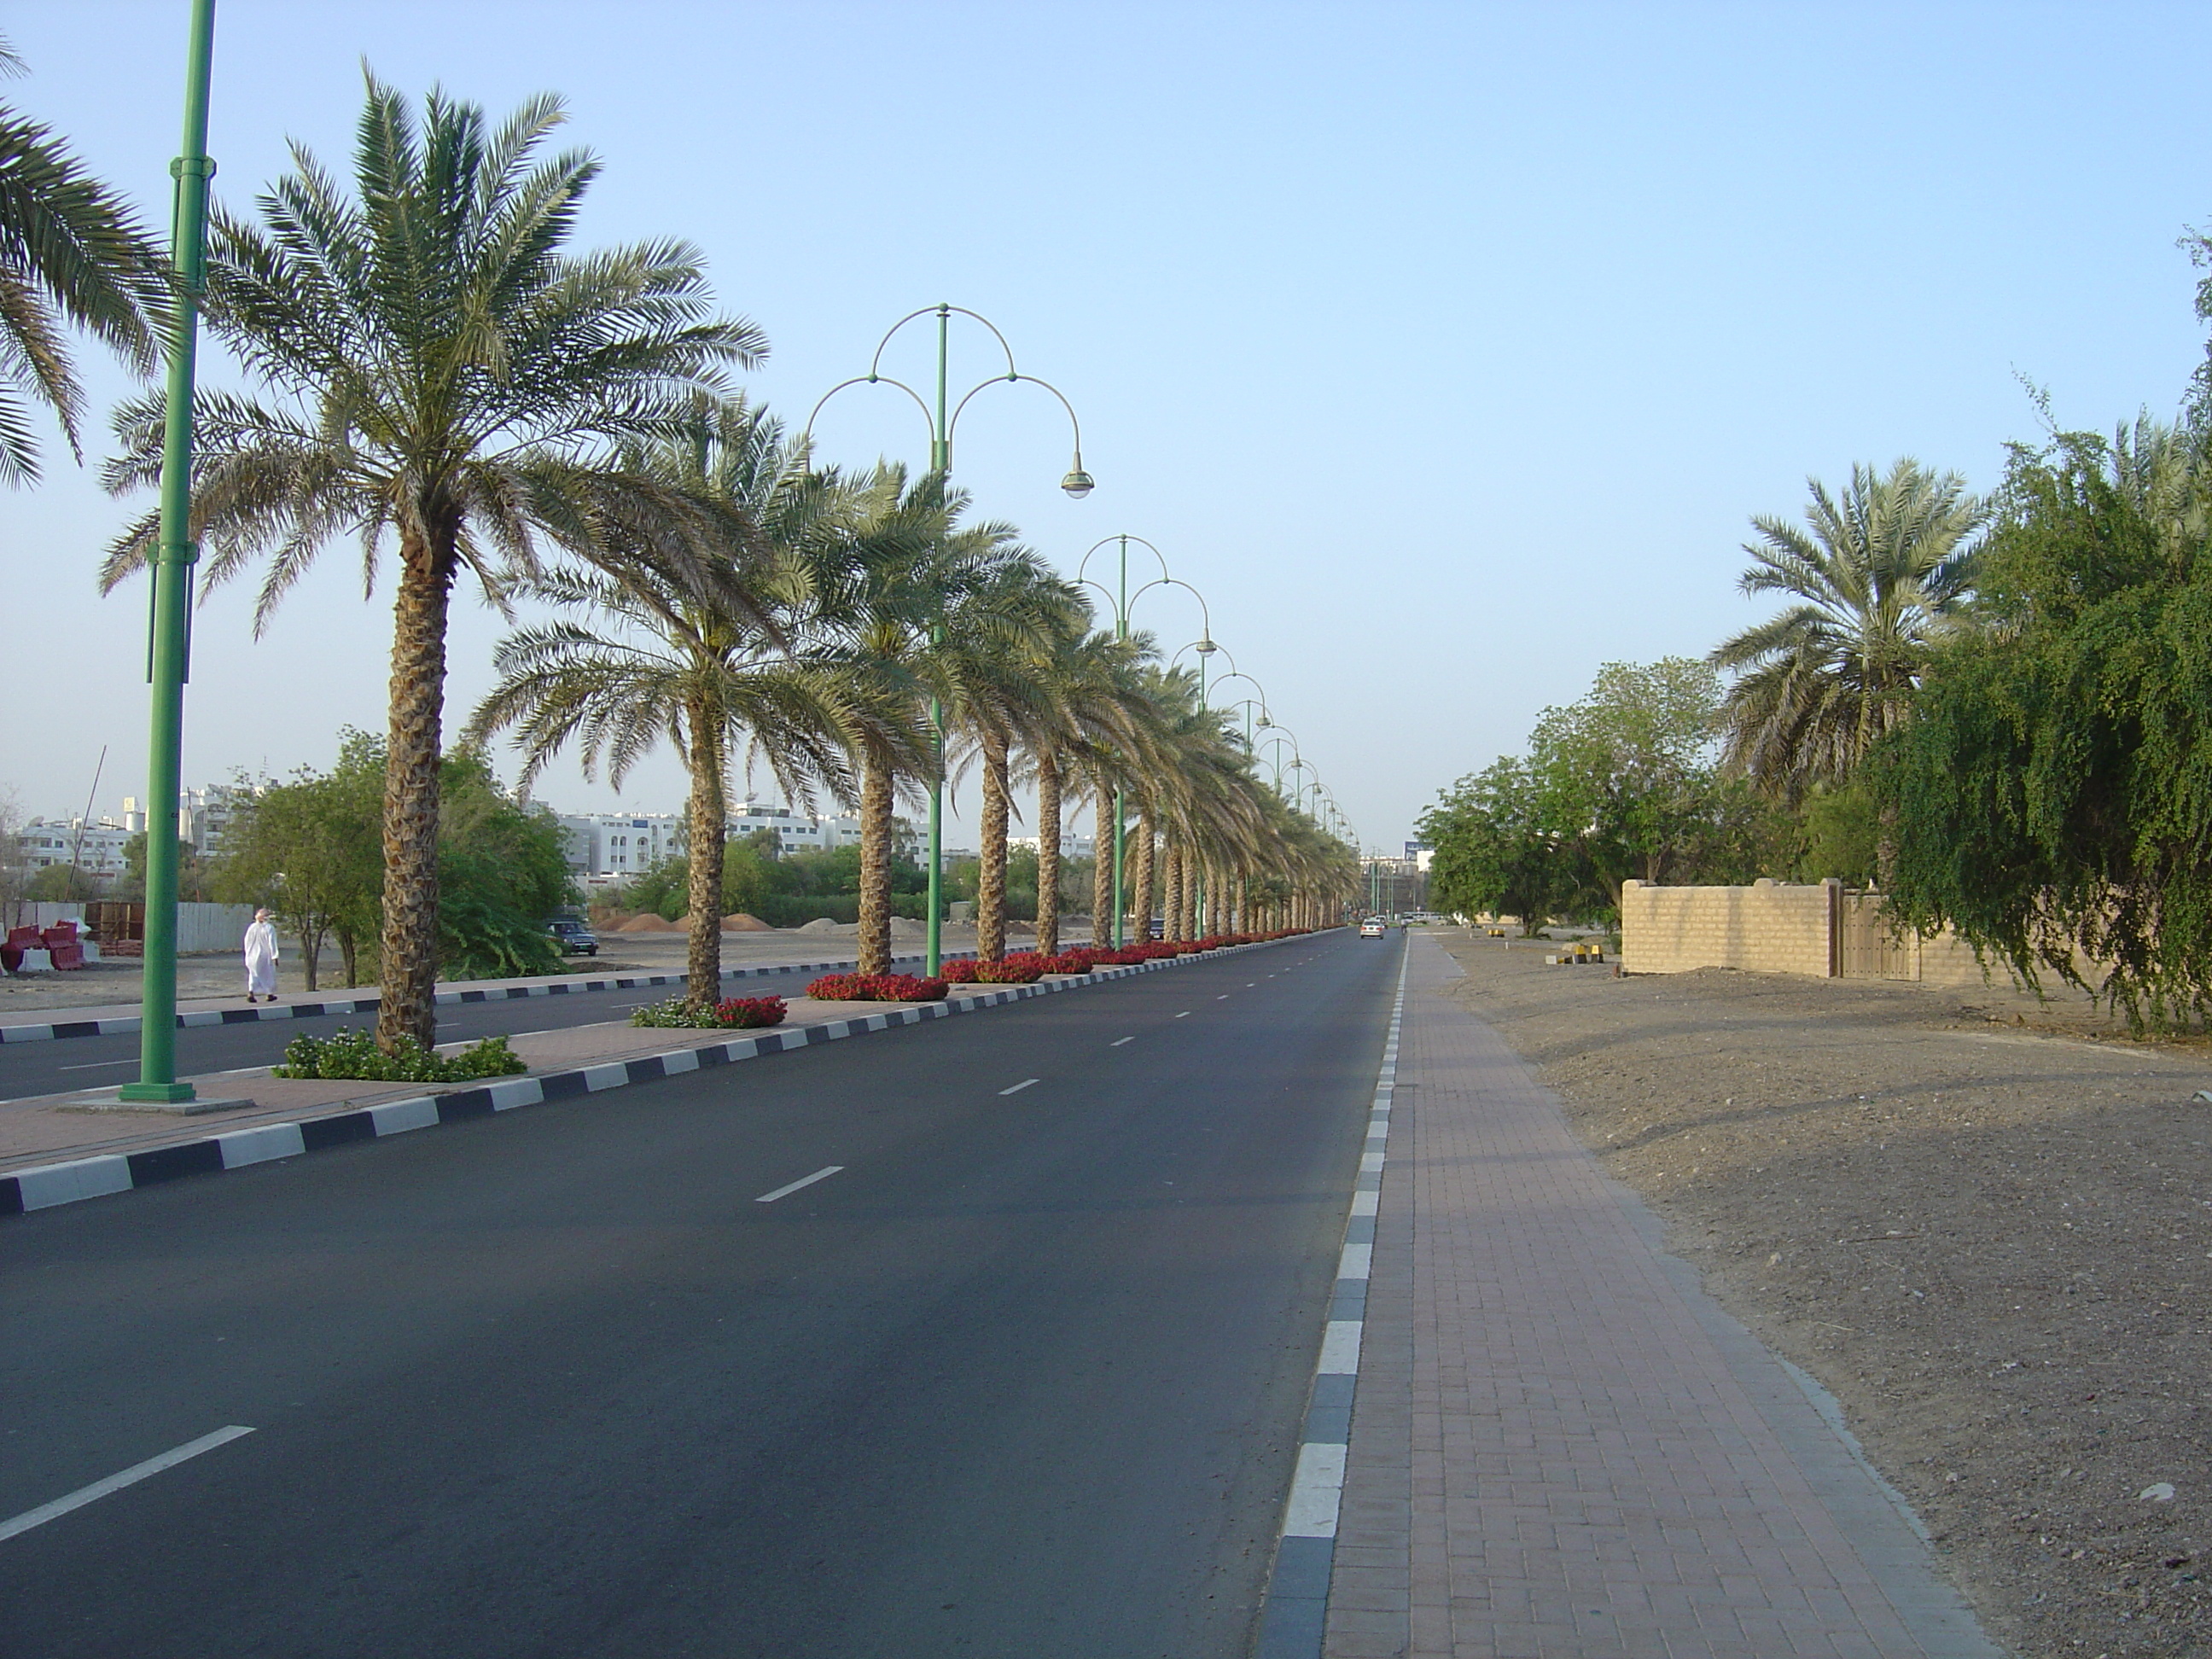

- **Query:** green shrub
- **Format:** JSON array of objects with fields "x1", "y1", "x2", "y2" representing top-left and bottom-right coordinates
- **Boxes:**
[{"x1": 273, "y1": 1027, "x2": 527, "y2": 1082}]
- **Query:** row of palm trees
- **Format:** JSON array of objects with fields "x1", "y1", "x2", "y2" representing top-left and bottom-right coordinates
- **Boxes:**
[
  {"x1": 4, "y1": 67, "x2": 1352, "y2": 1045},
  {"x1": 461, "y1": 399, "x2": 1356, "y2": 1010}
]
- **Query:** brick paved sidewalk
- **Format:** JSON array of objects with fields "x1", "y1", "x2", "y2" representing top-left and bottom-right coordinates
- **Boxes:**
[{"x1": 1325, "y1": 936, "x2": 2002, "y2": 1659}]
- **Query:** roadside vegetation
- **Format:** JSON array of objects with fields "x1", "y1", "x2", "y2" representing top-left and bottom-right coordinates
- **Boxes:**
[
  {"x1": 3, "y1": 68, "x2": 1353, "y2": 1043},
  {"x1": 1425, "y1": 232, "x2": 2212, "y2": 1031}
]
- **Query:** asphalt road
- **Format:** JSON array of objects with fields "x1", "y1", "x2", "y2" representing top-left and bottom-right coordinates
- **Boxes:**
[
  {"x1": 0, "y1": 958, "x2": 859, "y2": 1103},
  {"x1": 1, "y1": 928, "x2": 1400, "y2": 1658}
]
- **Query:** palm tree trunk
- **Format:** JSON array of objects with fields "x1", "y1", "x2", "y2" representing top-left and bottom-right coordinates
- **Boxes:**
[
  {"x1": 375, "y1": 547, "x2": 452, "y2": 1054},
  {"x1": 1163, "y1": 841, "x2": 1185, "y2": 941},
  {"x1": 857, "y1": 743, "x2": 895, "y2": 975},
  {"x1": 684, "y1": 700, "x2": 726, "y2": 1012},
  {"x1": 1130, "y1": 811, "x2": 1155, "y2": 943},
  {"x1": 1035, "y1": 751, "x2": 1062, "y2": 958},
  {"x1": 1091, "y1": 769, "x2": 1115, "y2": 945},
  {"x1": 977, "y1": 728, "x2": 1009, "y2": 962}
]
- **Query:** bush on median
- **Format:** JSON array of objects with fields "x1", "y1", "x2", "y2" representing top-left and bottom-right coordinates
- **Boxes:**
[
  {"x1": 804, "y1": 972, "x2": 948, "y2": 1002},
  {"x1": 272, "y1": 1027, "x2": 528, "y2": 1082},
  {"x1": 630, "y1": 994, "x2": 788, "y2": 1029}
]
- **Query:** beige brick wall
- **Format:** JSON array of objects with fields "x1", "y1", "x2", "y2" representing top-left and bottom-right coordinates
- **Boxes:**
[
  {"x1": 1630, "y1": 883, "x2": 2083, "y2": 997},
  {"x1": 1620, "y1": 879, "x2": 1837, "y2": 977}
]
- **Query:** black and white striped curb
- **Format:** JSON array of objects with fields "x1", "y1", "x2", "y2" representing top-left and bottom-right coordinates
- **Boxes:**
[
  {"x1": 1254, "y1": 942, "x2": 1407, "y2": 1659},
  {"x1": 0, "y1": 954, "x2": 933, "y2": 1045},
  {"x1": 1, "y1": 940, "x2": 1298, "y2": 1220}
]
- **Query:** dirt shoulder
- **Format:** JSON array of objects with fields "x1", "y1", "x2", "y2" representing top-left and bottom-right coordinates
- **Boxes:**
[{"x1": 1429, "y1": 930, "x2": 2212, "y2": 1659}]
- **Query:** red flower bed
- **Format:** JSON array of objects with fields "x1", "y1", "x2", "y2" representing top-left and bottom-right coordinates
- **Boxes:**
[
  {"x1": 1035, "y1": 949, "x2": 1100, "y2": 974},
  {"x1": 976, "y1": 954, "x2": 1046, "y2": 983},
  {"x1": 937, "y1": 958, "x2": 983, "y2": 982},
  {"x1": 714, "y1": 995, "x2": 787, "y2": 1028},
  {"x1": 804, "y1": 972, "x2": 948, "y2": 1002}
]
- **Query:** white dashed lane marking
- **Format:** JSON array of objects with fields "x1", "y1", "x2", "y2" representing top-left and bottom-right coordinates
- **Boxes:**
[
  {"x1": 0, "y1": 1426, "x2": 257, "y2": 1544},
  {"x1": 1110, "y1": 1037, "x2": 1136, "y2": 1047},
  {"x1": 998, "y1": 1078, "x2": 1040, "y2": 1096},
  {"x1": 754, "y1": 1166, "x2": 844, "y2": 1203}
]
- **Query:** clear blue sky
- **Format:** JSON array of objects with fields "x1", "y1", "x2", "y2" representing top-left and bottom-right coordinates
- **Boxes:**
[{"x1": 7, "y1": 1, "x2": 2209, "y2": 852}]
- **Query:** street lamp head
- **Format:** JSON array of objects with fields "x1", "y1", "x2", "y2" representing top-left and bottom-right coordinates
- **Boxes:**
[
  {"x1": 1195, "y1": 636, "x2": 1218, "y2": 656},
  {"x1": 1061, "y1": 460, "x2": 1095, "y2": 498}
]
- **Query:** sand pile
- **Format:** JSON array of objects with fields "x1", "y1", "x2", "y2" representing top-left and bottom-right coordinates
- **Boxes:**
[{"x1": 721, "y1": 913, "x2": 772, "y2": 932}]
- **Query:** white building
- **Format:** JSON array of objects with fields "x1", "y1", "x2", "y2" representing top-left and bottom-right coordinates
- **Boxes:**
[
  {"x1": 119, "y1": 783, "x2": 257, "y2": 854},
  {"x1": 555, "y1": 813, "x2": 684, "y2": 879},
  {"x1": 1010, "y1": 833, "x2": 1097, "y2": 859},
  {"x1": 15, "y1": 818, "x2": 133, "y2": 876},
  {"x1": 554, "y1": 800, "x2": 868, "y2": 881}
]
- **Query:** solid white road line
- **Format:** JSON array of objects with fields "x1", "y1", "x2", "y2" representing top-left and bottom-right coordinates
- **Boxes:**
[
  {"x1": 0, "y1": 1426, "x2": 256, "y2": 1544},
  {"x1": 998, "y1": 1078, "x2": 1040, "y2": 1095},
  {"x1": 58, "y1": 1059, "x2": 136, "y2": 1071},
  {"x1": 1109, "y1": 1036, "x2": 1135, "y2": 1047},
  {"x1": 754, "y1": 1165, "x2": 845, "y2": 1203}
]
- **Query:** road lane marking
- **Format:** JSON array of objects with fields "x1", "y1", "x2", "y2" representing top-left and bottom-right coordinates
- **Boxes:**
[
  {"x1": 998, "y1": 1078, "x2": 1040, "y2": 1095},
  {"x1": 754, "y1": 1166, "x2": 844, "y2": 1203},
  {"x1": 1, "y1": 1425, "x2": 255, "y2": 1544},
  {"x1": 58, "y1": 1059, "x2": 135, "y2": 1071},
  {"x1": 1109, "y1": 1036, "x2": 1135, "y2": 1047},
  {"x1": 1175, "y1": 1011, "x2": 1190, "y2": 1018},
  {"x1": 1217, "y1": 995, "x2": 1229, "y2": 1000}
]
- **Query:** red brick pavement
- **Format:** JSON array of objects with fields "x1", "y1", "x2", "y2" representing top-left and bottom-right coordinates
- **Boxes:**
[{"x1": 1324, "y1": 937, "x2": 2000, "y2": 1659}]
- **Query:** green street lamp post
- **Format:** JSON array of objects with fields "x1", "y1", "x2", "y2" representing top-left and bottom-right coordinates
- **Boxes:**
[
  {"x1": 1074, "y1": 535, "x2": 1209, "y2": 946},
  {"x1": 806, "y1": 306, "x2": 1092, "y2": 975},
  {"x1": 119, "y1": 0, "x2": 217, "y2": 1105}
]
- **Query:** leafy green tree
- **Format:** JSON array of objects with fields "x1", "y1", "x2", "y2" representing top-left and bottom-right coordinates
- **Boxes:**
[
  {"x1": 1712, "y1": 460, "x2": 1984, "y2": 806},
  {"x1": 1791, "y1": 783, "x2": 1881, "y2": 885},
  {"x1": 101, "y1": 75, "x2": 762, "y2": 1051},
  {"x1": 214, "y1": 759, "x2": 381, "y2": 988},
  {"x1": 0, "y1": 35, "x2": 172, "y2": 484},
  {"x1": 1882, "y1": 420, "x2": 2212, "y2": 1025},
  {"x1": 1529, "y1": 657, "x2": 1734, "y2": 900},
  {"x1": 120, "y1": 831, "x2": 211, "y2": 903},
  {"x1": 1420, "y1": 759, "x2": 1567, "y2": 934},
  {"x1": 435, "y1": 747, "x2": 575, "y2": 981}
]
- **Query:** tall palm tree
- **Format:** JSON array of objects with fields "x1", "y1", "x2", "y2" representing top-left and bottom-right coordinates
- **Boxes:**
[
  {"x1": 467, "y1": 402, "x2": 858, "y2": 1010},
  {"x1": 800, "y1": 466, "x2": 1023, "y2": 974},
  {"x1": 1711, "y1": 458, "x2": 1984, "y2": 804},
  {"x1": 950, "y1": 568, "x2": 1089, "y2": 961},
  {"x1": 101, "y1": 77, "x2": 761, "y2": 1049},
  {"x1": 0, "y1": 35, "x2": 171, "y2": 484},
  {"x1": 1027, "y1": 629, "x2": 1146, "y2": 954}
]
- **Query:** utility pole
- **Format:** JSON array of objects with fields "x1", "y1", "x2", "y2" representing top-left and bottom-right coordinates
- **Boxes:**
[{"x1": 120, "y1": 0, "x2": 216, "y2": 1104}]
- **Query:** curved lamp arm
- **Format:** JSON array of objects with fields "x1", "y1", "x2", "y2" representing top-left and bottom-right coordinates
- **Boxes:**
[
  {"x1": 1076, "y1": 533, "x2": 1172, "y2": 597},
  {"x1": 801, "y1": 373, "x2": 938, "y2": 457},
  {"x1": 947, "y1": 370, "x2": 1091, "y2": 493}
]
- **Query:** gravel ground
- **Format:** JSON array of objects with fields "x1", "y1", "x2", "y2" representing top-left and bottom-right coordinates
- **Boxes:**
[{"x1": 1429, "y1": 928, "x2": 2212, "y2": 1659}]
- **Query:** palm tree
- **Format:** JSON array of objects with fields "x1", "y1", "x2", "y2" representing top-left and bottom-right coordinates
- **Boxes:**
[
  {"x1": 949, "y1": 567, "x2": 1089, "y2": 961},
  {"x1": 0, "y1": 35, "x2": 171, "y2": 484},
  {"x1": 101, "y1": 77, "x2": 762, "y2": 1050},
  {"x1": 1026, "y1": 628, "x2": 1146, "y2": 955},
  {"x1": 1711, "y1": 458, "x2": 1984, "y2": 804},
  {"x1": 467, "y1": 402, "x2": 859, "y2": 1011},
  {"x1": 799, "y1": 467, "x2": 1025, "y2": 974}
]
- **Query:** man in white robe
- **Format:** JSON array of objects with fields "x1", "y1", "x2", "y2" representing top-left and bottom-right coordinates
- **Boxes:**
[{"x1": 243, "y1": 908, "x2": 279, "y2": 1003}]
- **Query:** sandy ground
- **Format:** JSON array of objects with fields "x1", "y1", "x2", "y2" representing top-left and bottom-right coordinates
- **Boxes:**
[
  {"x1": 1429, "y1": 928, "x2": 2212, "y2": 1659},
  {"x1": 0, "y1": 921, "x2": 1084, "y2": 1016}
]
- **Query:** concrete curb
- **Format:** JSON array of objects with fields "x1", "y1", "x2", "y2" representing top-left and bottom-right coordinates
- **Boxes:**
[
  {"x1": 1, "y1": 939, "x2": 1308, "y2": 1220},
  {"x1": 1255, "y1": 936, "x2": 1406, "y2": 1659},
  {"x1": 0, "y1": 953, "x2": 934, "y2": 1045}
]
